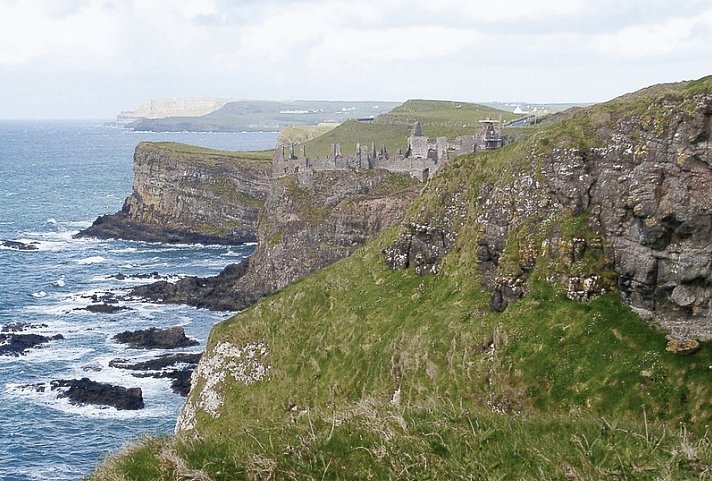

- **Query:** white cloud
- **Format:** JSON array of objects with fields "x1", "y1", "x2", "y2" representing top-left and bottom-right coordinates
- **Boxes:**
[
  {"x1": 591, "y1": 7, "x2": 712, "y2": 59},
  {"x1": 1, "y1": 0, "x2": 712, "y2": 117},
  {"x1": 419, "y1": 0, "x2": 587, "y2": 23},
  {"x1": 0, "y1": 0, "x2": 120, "y2": 65}
]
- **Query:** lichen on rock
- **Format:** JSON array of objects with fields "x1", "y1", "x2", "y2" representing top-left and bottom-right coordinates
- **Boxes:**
[{"x1": 176, "y1": 341, "x2": 269, "y2": 433}]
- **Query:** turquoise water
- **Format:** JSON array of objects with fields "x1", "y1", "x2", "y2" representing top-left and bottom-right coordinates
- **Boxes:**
[{"x1": 0, "y1": 121, "x2": 277, "y2": 481}]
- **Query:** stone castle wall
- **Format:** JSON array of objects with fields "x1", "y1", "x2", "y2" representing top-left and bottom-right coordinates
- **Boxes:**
[{"x1": 272, "y1": 122, "x2": 502, "y2": 182}]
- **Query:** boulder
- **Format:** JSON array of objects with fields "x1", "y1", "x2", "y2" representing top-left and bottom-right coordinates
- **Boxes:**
[
  {"x1": 0, "y1": 333, "x2": 64, "y2": 356},
  {"x1": 1, "y1": 240, "x2": 39, "y2": 251},
  {"x1": 113, "y1": 326, "x2": 199, "y2": 349},
  {"x1": 1, "y1": 322, "x2": 48, "y2": 332},
  {"x1": 51, "y1": 378, "x2": 144, "y2": 410},
  {"x1": 110, "y1": 353, "x2": 202, "y2": 396},
  {"x1": 665, "y1": 339, "x2": 701, "y2": 356},
  {"x1": 76, "y1": 303, "x2": 133, "y2": 314}
]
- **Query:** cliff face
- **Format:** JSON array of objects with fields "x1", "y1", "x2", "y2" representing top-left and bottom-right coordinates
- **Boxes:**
[
  {"x1": 385, "y1": 79, "x2": 712, "y2": 342},
  {"x1": 131, "y1": 170, "x2": 420, "y2": 310},
  {"x1": 89, "y1": 80, "x2": 712, "y2": 481},
  {"x1": 115, "y1": 98, "x2": 231, "y2": 124},
  {"x1": 171, "y1": 79, "x2": 712, "y2": 444},
  {"x1": 77, "y1": 142, "x2": 272, "y2": 244},
  {"x1": 234, "y1": 171, "x2": 420, "y2": 302}
]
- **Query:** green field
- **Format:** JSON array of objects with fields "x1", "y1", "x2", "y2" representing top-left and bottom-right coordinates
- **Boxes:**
[
  {"x1": 300, "y1": 99, "x2": 519, "y2": 158},
  {"x1": 142, "y1": 141, "x2": 274, "y2": 162}
]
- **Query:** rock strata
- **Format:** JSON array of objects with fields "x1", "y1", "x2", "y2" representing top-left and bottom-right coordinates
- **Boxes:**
[
  {"x1": 133, "y1": 170, "x2": 419, "y2": 310},
  {"x1": 76, "y1": 142, "x2": 272, "y2": 244},
  {"x1": 385, "y1": 79, "x2": 712, "y2": 340}
]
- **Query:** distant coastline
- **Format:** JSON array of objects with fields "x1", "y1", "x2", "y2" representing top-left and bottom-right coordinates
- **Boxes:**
[{"x1": 113, "y1": 99, "x2": 401, "y2": 133}]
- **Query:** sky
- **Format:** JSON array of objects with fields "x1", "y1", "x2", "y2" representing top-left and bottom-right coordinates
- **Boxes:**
[{"x1": 1, "y1": 0, "x2": 712, "y2": 119}]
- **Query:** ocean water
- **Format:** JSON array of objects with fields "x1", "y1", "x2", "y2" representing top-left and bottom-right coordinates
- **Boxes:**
[{"x1": 0, "y1": 121, "x2": 278, "y2": 481}]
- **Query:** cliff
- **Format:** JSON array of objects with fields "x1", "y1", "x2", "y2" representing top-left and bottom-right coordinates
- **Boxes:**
[
  {"x1": 130, "y1": 169, "x2": 420, "y2": 309},
  {"x1": 115, "y1": 98, "x2": 231, "y2": 125},
  {"x1": 90, "y1": 79, "x2": 712, "y2": 480},
  {"x1": 385, "y1": 78, "x2": 712, "y2": 342},
  {"x1": 77, "y1": 142, "x2": 272, "y2": 244},
  {"x1": 125, "y1": 100, "x2": 400, "y2": 132}
]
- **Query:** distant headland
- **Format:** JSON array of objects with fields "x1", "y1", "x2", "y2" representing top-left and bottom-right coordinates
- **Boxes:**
[{"x1": 112, "y1": 99, "x2": 401, "y2": 132}]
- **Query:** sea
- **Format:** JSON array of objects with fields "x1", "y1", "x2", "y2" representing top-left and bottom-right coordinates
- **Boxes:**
[{"x1": 0, "y1": 121, "x2": 278, "y2": 481}]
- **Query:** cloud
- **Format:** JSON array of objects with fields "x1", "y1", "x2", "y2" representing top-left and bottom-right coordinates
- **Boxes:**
[
  {"x1": 0, "y1": 0, "x2": 120, "y2": 65},
  {"x1": 591, "y1": 7, "x2": 712, "y2": 60},
  {"x1": 1, "y1": 0, "x2": 712, "y2": 117}
]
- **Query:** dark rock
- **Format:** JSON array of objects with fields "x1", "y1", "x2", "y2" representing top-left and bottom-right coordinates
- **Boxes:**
[
  {"x1": 51, "y1": 378, "x2": 144, "y2": 410},
  {"x1": 110, "y1": 271, "x2": 165, "y2": 281},
  {"x1": 113, "y1": 326, "x2": 199, "y2": 349},
  {"x1": 0, "y1": 333, "x2": 64, "y2": 356},
  {"x1": 81, "y1": 362, "x2": 103, "y2": 372},
  {"x1": 75, "y1": 303, "x2": 132, "y2": 314},
  {"x1": 1, "y1": 240, "x2": 39, "y2": 251},
  {"x1": 1, "y1": 322, "x2": 48, "y2": 332},
  {"x1": 129, "y1": 261, "x2": 251, "y2": 311},
  {"x1": 130, "y1": 171, "x2": 419, "y2": 311},
  {"x1": 383, "y1": 222, "x2": 455, "y2": 275},
  {"x1": 109, "y1": 352, "x2": 202, "y2": 371},
  {"x1": 109, "y1": 352, "x2": 202, "y2": 396}
]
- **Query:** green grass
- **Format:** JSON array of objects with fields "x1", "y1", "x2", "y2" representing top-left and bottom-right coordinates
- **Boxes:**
[
  {"x1": 143, "y1": 141, "x2": 274, "y2": 162},
  {"x1": 94, "y1": 408, "x2": 711, "y2": 481},
  {"x1": 278, "y1": 123, "x2": 339, "y2": 145},
  {"x1": 301, "y1": 99, "x2": 519, "y2": 158},
  {"x1": 89, "y1": 79, "x2": 712, "y2": 480}
]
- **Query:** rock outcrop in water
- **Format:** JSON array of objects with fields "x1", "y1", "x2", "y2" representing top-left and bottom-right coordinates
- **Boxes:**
[
  {"x1": 0, "y1": 332, "x2": 64, "y2": 356},
  {"x1": 110, "y1": 353, "x2": 202, "y2": 396},
  {"x1": 113, "y1": 327, "x2": 199, "y2": 350},
  {"x1": 76, "y1": 142, "x2": 272, "y2": 244},
  {"x1": 1, "y1": 240, "x2": 39, "y2": 251},
  {"x1": 50, "y1": 378, "x2": 144, "y2": 410}
]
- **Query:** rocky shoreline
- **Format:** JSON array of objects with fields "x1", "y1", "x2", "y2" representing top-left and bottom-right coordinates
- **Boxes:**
[
  {"x1": 77, "y1": 142, "x2": 421, "y2": 311},
  {"x1": 74, "y1": 211, "x2": 257, "y2": 245}
]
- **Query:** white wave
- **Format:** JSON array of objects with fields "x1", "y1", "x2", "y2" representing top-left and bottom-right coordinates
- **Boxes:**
[
  {"x1": 110, "y1": 247, "x2": 138, "y2": 253},
  {"x1": 11, "y1": 234, "x2": 89, "y2": 251},
  {"x1": 32, "y1": 291, "x2": 48, "y2": 298},
  {"x1": 4, "y1": 382, "x2": 173, "y2": 419},
  {"x1": 53, "y1": 277, "x2": 66, "y2": 287},
  {"x1": 77, "y1": 256, "x2": 108, "y2": 265},
  {"x1": 46, "y1": 218, "x2": 58, "y2": 225},
  {"x1": 222, "y1": 250, "x2": 248, "y2": 258},
  {"x1": 59, "y1": 220, "x2": 93, "y2": 229},
  {"x1": 15, "y1": 346, "x2": 95, "y2": 363},
  {"x1": 12, "y1": 464, "x2": 84, "y2": 481},
  {"x1": 90, "y1": 273, "x2": 185, "y2": 284}
]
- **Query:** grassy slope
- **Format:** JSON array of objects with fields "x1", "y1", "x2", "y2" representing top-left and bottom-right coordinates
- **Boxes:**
[
  {"x1": 90, "y1": 80, "x2": 712, "y2": 480},
  {"x1": 129, "y1": 101, "x2": 401, "y2": 132},
  {"x1": 143, "y1": 141, "x2": 274, "y2": 163},
  {"x1": 301, "y1": 99, "x2": 519, "y2": 158}
]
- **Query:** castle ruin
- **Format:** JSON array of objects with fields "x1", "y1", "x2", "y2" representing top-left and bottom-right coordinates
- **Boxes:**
[{"x1": 273, "y1": 119, "x2": 504, "y2": 182}]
